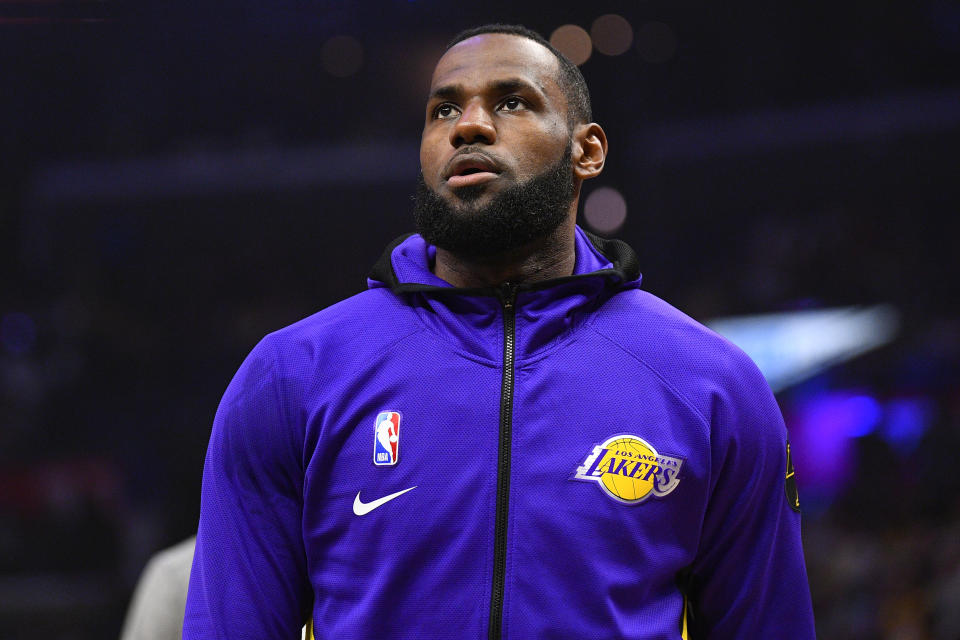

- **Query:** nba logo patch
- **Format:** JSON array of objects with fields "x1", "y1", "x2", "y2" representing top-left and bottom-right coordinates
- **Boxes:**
[{"x1": 373, "y1": 411, "x2": 401, "y2": 466}]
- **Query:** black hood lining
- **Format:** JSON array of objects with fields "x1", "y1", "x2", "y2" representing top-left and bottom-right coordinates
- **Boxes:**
[{"x1": 368, "y1": 230, "x2": 641, "y2": 297}]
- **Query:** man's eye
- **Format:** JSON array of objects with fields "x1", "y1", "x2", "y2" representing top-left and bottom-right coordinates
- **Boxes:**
[
  {"x1": 499, "y1": 97, "x2": 525, "y2": 112},
  {"x1": 434, "y1": 104, "x2": 458, "y2": 119}
]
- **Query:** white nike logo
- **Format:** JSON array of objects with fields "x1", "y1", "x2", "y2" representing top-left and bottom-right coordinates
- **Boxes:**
[{"x1": 353, "y1": 486, "x2": 417, "y2": 516}]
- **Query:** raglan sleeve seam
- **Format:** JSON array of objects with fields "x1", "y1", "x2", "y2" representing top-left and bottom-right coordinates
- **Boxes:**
[{"x1": 588, "y1": 324, "x2": 712, "y2": 433}]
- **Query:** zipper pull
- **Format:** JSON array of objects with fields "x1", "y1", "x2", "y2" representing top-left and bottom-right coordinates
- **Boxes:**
[{"x1": 499, "y1": 282, "x2": 518, "y2": 309}]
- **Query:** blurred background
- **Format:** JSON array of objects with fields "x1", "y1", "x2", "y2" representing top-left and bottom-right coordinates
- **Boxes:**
[{"x1": 1, "y1": 1, "x2": 958, "y2": 638}]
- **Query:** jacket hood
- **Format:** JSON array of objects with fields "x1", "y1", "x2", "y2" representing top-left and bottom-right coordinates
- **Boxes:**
[
  {"x1": 368, "y1": 225, "x2": 641, "y2": 295},
  {"x1": 366, "y1": 226, "x2": 642, "y2": 363}
]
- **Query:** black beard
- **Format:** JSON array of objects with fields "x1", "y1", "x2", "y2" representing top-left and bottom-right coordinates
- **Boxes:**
[{"x1": 413, "y1": 143, "x2": 575, "y2": 260}]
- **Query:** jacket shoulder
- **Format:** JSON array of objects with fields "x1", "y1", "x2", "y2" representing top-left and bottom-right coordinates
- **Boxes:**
[
  {"x1": 258, "y1": 288, "x2": 423, "y2": 380},
  {"x1": 591, "y1": 288, "x2": 775, "y2": 428}
]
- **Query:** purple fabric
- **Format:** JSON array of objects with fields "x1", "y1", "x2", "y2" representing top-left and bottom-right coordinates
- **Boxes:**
[{"x1": 184, "y1": 226, "x2": 815, "y2": 639}]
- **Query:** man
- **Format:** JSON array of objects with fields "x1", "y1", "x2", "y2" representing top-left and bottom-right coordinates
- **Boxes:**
[{"x1": 183, "y1": 24, "x2": 816, "y2": 639}]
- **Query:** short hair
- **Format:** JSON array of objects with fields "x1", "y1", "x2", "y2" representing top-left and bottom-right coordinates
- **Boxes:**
[{"x1": 444, "y1": 24, "x2": 593, "y2": 126}]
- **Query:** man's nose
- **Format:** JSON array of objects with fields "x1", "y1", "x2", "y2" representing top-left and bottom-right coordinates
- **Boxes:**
[{"x1": 450, "y1": 100, "x2": 496, "y2": 147}]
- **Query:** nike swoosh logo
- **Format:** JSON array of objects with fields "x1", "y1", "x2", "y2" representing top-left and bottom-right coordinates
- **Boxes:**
[{"x1": 353, "y1": 486, "x2": 417, "y2": 516}]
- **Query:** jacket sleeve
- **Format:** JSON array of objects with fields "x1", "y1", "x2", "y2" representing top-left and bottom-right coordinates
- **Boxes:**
[
  {"x1": 183, "y1": 336, "x2": 311, "y2": 640},
  {"x1": 688, "y1": 350, "x2": 816, "y2": 638}
]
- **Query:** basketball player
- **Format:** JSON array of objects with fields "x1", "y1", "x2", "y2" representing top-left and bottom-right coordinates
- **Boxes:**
[{"x1": 183, "y1": 24, "x2": 816, "y2": 639}]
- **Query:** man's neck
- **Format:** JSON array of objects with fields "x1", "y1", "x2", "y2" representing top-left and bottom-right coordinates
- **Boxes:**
[{"x1": 433, "y1": 221, "x2": 577, "y2": 289}]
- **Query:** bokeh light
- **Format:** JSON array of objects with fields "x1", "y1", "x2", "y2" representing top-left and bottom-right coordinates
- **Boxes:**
[
  {"x1": 583, "y1": 186, "x2": 627, "y2": 234},
  {"x1": 550, "y1": 24, "x2": 592, "y2": 66},
  {"x1": 591, "y1": 14, "x2": 633, "y2": 56},
  {"x1": 636, "y1": 22, "x2": 678, "y2": 63},
  {"x1": 321, "y1": 35, "x2": 364, "y2": 78},
  {"x1": 1, "y1": 312, "x2": 37, "y2": 355}
]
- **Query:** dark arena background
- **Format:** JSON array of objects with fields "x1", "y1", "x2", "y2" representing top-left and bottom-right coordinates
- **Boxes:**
[{"x1": 2, "y1": 1, "x2": 959, "y2": 638}]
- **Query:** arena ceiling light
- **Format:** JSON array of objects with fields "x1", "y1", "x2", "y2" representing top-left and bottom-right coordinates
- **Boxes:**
[{"x1": 706, "y1": 304, "x2": 900, "y2": 392}]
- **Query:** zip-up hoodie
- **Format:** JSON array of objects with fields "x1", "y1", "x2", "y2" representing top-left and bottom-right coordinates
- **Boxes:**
[{"x1": 184, "y1": 226, "x2": 816, "y2": 639}]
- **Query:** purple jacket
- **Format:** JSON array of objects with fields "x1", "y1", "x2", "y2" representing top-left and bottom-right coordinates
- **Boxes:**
[{"x1": 184, "y1": 227, "x2": 815, "y2": 639}]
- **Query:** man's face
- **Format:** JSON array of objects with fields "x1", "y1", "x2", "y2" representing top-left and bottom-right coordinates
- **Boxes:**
[{"x1": 419, "y1": 33, "x2": 574, "y2": 213}]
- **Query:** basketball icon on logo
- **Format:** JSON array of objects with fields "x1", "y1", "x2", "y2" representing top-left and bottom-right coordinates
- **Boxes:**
[
  {"x1": 598, "y1": 436, "x2": 658, "y2": 501},
  {"x1": 573, "y1": 434, "x2": 683, "y2": 505}
]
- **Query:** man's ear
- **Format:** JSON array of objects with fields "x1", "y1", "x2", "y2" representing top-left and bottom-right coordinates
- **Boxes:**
[{"x1": 572, "y1": 123, "x2": 607, "y2": 181}]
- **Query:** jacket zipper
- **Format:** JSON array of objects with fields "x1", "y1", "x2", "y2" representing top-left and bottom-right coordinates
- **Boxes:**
[{"x1": 489, "y1": 282, "x2": 518, "y2": 640}]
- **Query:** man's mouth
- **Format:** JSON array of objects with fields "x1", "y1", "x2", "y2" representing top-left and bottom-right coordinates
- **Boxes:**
[
  {"x1": 447, "y1": 169, "x2": 499, "y2": 188},
  {"x1": 444, "y1": 154, "x2": 502, "y2": 189}
]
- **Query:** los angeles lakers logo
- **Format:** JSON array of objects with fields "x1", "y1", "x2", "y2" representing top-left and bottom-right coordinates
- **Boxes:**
[{"x1": 573, "y1": 434, "x2": 683, "y2": 505}]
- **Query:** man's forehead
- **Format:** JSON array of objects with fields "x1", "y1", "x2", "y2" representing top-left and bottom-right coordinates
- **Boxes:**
[{"x1": 430, "y1": 33, "x2": 561, "y2": 93}]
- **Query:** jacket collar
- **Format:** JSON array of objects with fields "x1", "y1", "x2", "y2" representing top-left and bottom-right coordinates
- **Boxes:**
[
  {"x1": 368, "y1": 226, "x2": 642, "y2": 361},
  {"x1": 369, "y1": 226, "x2": 640, "y2": 294}
]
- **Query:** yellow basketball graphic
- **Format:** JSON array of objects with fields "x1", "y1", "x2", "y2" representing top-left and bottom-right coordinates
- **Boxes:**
[{"x1": 598, "y1": 436, "x2": 658, "y2": 502}]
